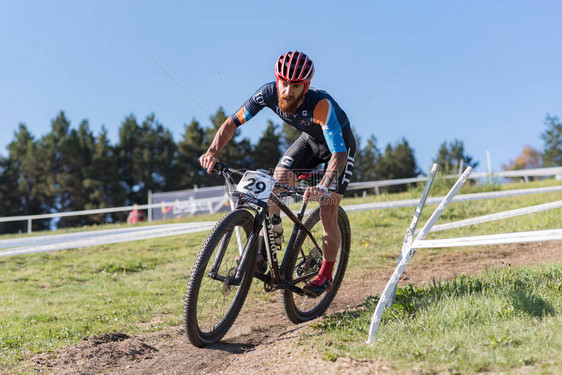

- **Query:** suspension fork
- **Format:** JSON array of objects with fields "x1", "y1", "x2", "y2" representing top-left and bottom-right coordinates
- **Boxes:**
[
  {"x1": 209, "y1": 208, "x2": 261, "y2": 283},
  {"x1": 210, "y1": 229, "x2": 234, "y2": 276},
  {"x1": 233, "y1": 211, "x2": 263, "y2": 281}
]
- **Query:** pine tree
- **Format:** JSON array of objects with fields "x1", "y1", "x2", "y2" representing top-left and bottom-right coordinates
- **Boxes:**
[
  {"x1": 206, "y1": 107, "x2": 253, "y2": 171},
  {"x1": 541, "y1": 115, "x2": 562, "y2": 167},
  {"x1": 434, "y1": 139, "x2": 479, "y2": 173},
  {"x1": 353, "y1": 134, "x2": 380, "y2": 182},
  {"x1": 251, "y1": 120, "x2": 282, "y2": 172},
  {"x1": 116, "y1": 113, "x2": 178, "y2": 204},
  {"x1": 0, "y1": 154, "x2": 22, "y2": 232},
  {"x1": 177, "y1": 119, "x2": 207, "y2": 188},
  {"x1": 375, "y1": 138, "x2": 420, "y2": 193},
  {"x1": 8, "y1": 123, "x2": 54, "y2": 231}
]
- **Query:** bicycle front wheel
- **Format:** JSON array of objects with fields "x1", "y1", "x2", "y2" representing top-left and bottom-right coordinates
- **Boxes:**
[
  {"x1": 183, "y1": 209, "x2": 257, "y2": 347},
  {"x1": 281, "y1": 206, "x2": 351, "y2": 324}
]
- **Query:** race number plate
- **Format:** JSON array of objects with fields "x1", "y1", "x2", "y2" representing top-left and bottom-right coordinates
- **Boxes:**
[{"x1": 236, "y1": 171, "x2": 276, "y2": 201}]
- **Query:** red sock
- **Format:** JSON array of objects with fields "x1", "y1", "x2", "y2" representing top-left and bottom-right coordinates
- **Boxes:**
[{"x1": 316, "y1": 260, "x2": 335, "y2": 283}]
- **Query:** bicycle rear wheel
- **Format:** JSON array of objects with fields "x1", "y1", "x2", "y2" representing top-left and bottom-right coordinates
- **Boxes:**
[
  {"x1": 281, "y1": 206, "x2": 351, "y2": 324},
  {"x1": 183, "y1": 209, "x2": 257, "y2": 347}
]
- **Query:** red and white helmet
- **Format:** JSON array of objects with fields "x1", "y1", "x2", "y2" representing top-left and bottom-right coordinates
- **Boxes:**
[{"x1": 275, "y1": 51, "x2": 314, "y2": 91}]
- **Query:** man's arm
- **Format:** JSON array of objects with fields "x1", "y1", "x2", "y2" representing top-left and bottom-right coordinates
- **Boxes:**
[
  {"x1": 200, "y1": 117, "x2": 237, "y2": 173},
  {"x1": 303, "y1": 151, "x2": 347, "y2": 203},
  {"x1": 319, "y1": 151, "x2": 348, "y2": 189}
]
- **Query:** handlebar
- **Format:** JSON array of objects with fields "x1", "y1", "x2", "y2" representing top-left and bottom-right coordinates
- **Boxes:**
[
  {"x1": 198, "y1": 157, "x2": 243, "y2": 176},
  {"x1": 199, "y1": 158, "x2": 305, "y2": 196},
  {"x1": 199, "y1": 158, "x2": 332, "y2": 198}
]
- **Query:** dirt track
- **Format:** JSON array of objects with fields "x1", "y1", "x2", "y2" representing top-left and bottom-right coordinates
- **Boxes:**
[{"x1": 19, "y1": 242, "x2": 561, "y2": 375}]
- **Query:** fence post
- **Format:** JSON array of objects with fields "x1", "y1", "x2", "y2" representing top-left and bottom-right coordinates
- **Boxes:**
[
  {"x1": 148, "y1": 190, "x2": 153, "y2": 222},
  {"x1": 27, "y1": 218, "x2": 32, "y2": 234}
]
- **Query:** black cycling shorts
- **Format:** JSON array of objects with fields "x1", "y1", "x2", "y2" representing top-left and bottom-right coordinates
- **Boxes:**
[{"x1": 276, "y1": 132, "x2": 356, "y2": 195}]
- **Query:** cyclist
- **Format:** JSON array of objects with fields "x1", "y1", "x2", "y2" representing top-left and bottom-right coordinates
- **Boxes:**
[{"x1": 200, "y1": 51, "x2": 356, "y2": 297}]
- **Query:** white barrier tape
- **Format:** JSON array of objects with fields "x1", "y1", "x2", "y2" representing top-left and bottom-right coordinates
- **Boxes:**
[
  {"x1": 412, "y1": 229, "x2": 562, "y2": 249},
  {"x1": 427, "y1": 201, "x2": 562, "y2": 234},
  {"x1": 0, "y1": 222, "x2": 217, "y2": 257}
]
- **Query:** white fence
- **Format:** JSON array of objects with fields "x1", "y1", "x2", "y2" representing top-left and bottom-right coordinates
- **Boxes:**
[
  {"x1": 366, "y1": 165, "x2": 562, "y2": 343},
  {"x1": 0, "y1": 222, "x2": 218, "y2": 258},
  {"x1": 347, "y1": 166, "x2": 562, "y2": 193},
  {"x1": 1, "y1": 166, "x2": 561, "y2": 234},
  {"x1": 1, "y1": 183, "x2": 561, "y2": 257}
]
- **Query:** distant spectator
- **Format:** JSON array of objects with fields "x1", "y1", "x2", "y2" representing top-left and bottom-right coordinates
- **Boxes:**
[{"x1": 127, "y1": 204, "x2": 143, "y2": 224}]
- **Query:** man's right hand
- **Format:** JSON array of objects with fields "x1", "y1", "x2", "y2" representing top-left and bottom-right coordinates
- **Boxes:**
[{"x1": 200, "y1": 152, "x2": 219, "y2": 174}]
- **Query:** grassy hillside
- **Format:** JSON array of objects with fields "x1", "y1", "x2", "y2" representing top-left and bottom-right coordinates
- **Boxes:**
[
  {"x1": 308, "y1": 264, "x2": 562, "y2": 374},
  {"x1": 0, "y1": 178, "x2": 560, "y2": 373}
]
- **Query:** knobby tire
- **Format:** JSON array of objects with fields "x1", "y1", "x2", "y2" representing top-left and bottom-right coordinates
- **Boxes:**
[
  {"x1": 281, "y1": 206, "x2": 351, "y2": 324},
  {"x1": 183, "y1": 209, "x2": 257, "y2": 347}
]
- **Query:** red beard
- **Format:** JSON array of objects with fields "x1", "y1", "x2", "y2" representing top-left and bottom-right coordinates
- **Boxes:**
[{"x1": 278, "y1": 91, "x2": 304, "y2": 114}]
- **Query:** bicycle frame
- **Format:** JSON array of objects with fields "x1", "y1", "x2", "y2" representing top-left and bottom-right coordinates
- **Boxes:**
[{"x1": 217, "y1": 167, "x2": 324, "y2": 295}]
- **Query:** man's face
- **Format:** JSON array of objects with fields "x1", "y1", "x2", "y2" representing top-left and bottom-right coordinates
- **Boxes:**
[{"x1": 277, "y1": 80, "x2": 305, "y2": 114}]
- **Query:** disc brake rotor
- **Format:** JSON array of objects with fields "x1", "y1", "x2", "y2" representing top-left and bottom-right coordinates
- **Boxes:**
[{"x1": 222, "y1": 267, "x2": 237, "y2": 295}]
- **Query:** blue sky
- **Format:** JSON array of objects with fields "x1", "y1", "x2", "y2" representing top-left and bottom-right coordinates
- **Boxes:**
[{"x1": 1, "y1": 1, "x2": 560, "y2": 173}]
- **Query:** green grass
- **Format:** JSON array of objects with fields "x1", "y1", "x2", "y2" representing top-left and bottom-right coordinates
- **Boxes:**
[
  {"x1": 308, "y1": 264, "x2": 562, "y2": 374},
  {"x1": 0, "y1": 178, "x2": 560, "y2": 373},
  {"x1": 0, "y1": 234, "x2": 206, "y2": 371}
]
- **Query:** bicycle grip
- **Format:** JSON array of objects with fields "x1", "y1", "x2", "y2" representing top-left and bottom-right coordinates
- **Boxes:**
[{"x1": 198, "y1": 156, "x2": 227, "y2": 173}]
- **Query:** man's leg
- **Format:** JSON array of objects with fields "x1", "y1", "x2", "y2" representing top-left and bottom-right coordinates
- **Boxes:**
[
  {"x1": 319, "y1": 192, "x2": 344, "y2": 261},
  {"x1": 303, "y1": 192, "x2": 344, "y2": 297}
]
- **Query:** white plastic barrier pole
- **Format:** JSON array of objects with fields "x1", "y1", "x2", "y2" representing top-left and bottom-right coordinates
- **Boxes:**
[
  {"x1": 427, "y1": 200, "x2": 562, "y2": 234},
  {"x1": 406, "y1": 164, "x2": 440, "y2": 247},
  {"x1": 366, "y1": 244, "x2": 416, "y2": 344},
  {"x1": 413, "y1": 229, "x2": 562, "y2": 249},
  {"x1": 411, "y1": 167, "x2": 473, "y2": 246},
  {"x1": 367, "y1": 167, "x2": 473, "y2": 343},
  {"x1": 387, "y1": 163, "x2": 439, "y2": 306}
]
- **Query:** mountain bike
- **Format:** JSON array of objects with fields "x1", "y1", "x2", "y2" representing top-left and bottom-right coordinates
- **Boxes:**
[{"x1": 183, "y1": 162, "x2": 351, "y2": 347}]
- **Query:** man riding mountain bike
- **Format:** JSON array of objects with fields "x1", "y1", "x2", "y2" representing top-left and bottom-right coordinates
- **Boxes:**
[{"x1": 200, "y1": 51, "x2": 356, "y2": 297}]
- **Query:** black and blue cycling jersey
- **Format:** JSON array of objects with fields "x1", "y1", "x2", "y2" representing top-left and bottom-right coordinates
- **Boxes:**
[
  {"x1": 231, "y1": 81, "x2": 353, "y2": 155},
  {"x1": 231, "y1": 81, "x2": 356, "y2": 194}
]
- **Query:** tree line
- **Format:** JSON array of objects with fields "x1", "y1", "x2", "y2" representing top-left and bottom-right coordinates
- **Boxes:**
[{"x1": 3, "y1": 109, "x2": 558, "y2": 233}]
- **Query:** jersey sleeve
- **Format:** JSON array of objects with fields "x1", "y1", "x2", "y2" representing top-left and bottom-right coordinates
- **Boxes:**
[
  {"x1": 230, "y1": 83, "x2": 270, "y2": 126},
  {"x1": 313, "y1": 98, "x2": 347, "y2": 154}
]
